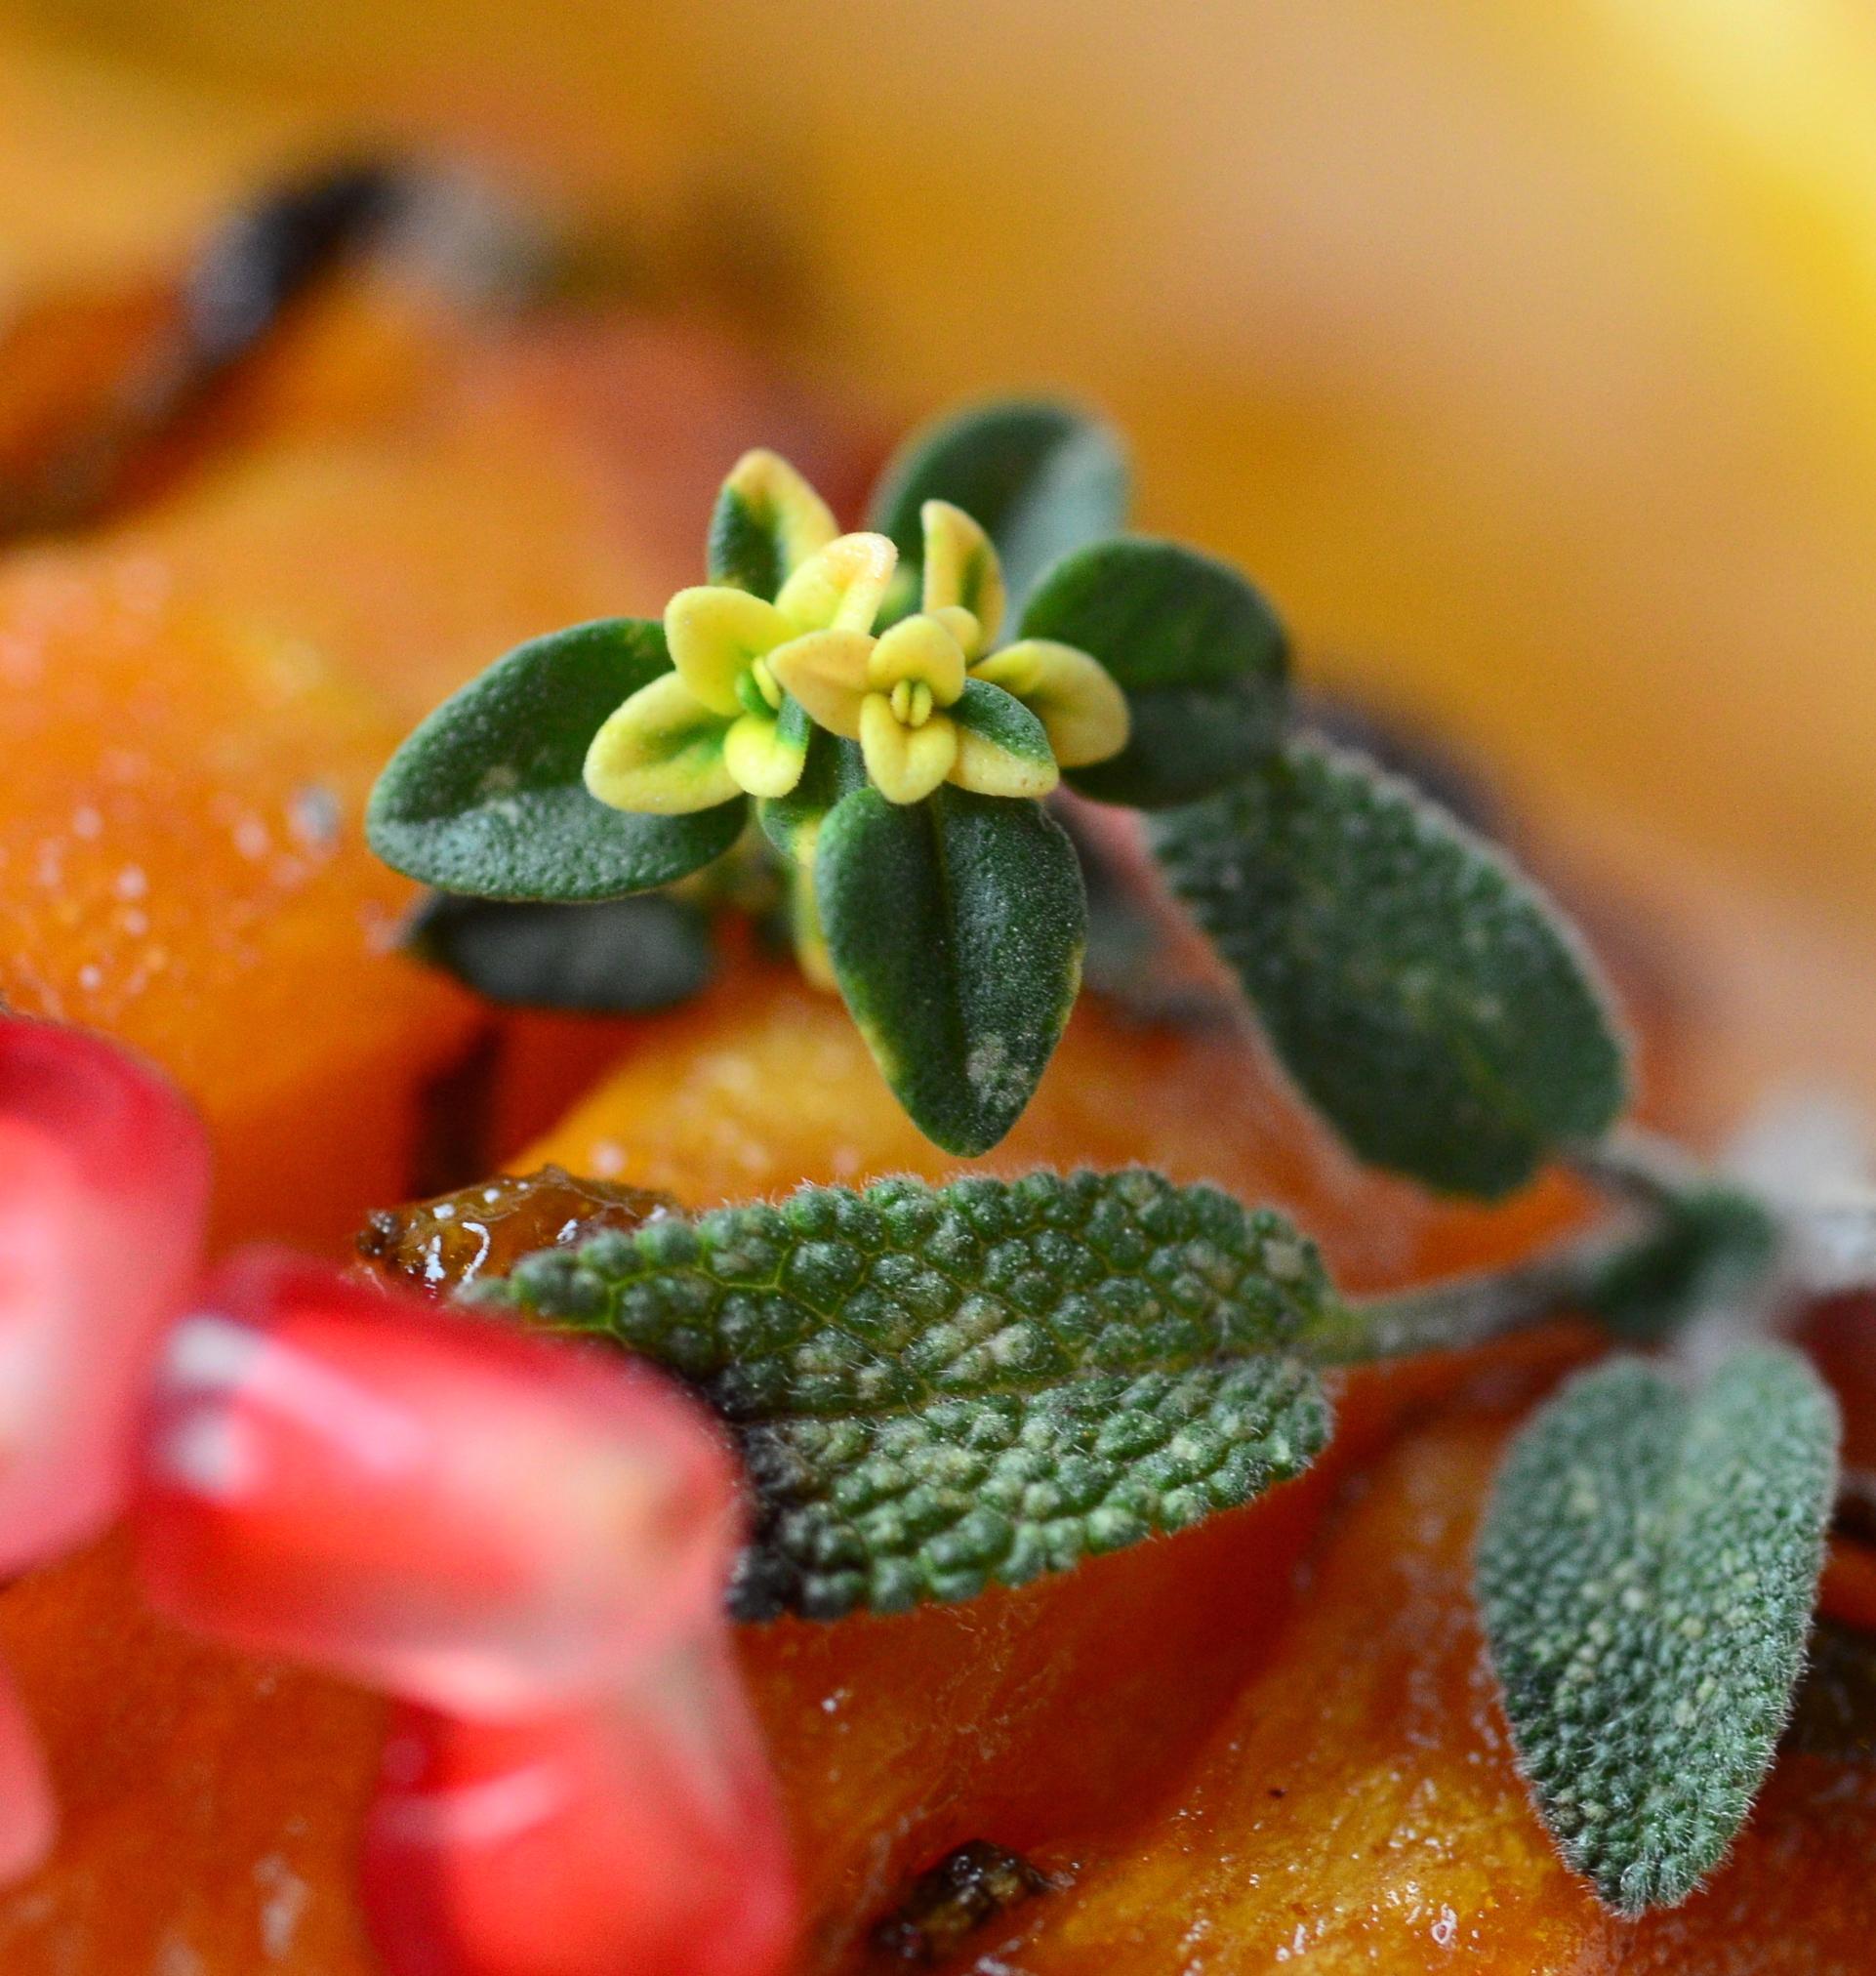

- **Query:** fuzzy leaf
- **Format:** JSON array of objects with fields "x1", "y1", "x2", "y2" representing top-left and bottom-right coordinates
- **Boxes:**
[
  {"x1": 404, "y1": 890, "x2": 715, "y2": 1013},
  {"x1": 870, "y1": 400, "x2": 1128, "y2": 622},
  {"x1": 367, "y1": 619, "x2": 747, "y2": 901},
  {"x1": 480, "y1": 1169, "x2": 1340, "y2": 1619},
  {"x1": 1154, "y1": 739, "x2": 1628, "y2": 1196},
  {"x1": 1477, "y1": 1345, "x2": 1838, "y2": 1914},
  {"x1": 1020, "y1": 538, "x2": 1288, "y2": 808},
  {"x1": 815, "y1": 787, "x2": 1085, "y2": 1156}
]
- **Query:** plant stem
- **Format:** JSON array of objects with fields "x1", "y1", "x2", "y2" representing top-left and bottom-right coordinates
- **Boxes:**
[
  {"x1": 1315, "y1": 1127, "x2": 1768, "y2": 1366},
  {"x1": 1311, "y1": 1231, "x2": 1617, "y2": 1366}
]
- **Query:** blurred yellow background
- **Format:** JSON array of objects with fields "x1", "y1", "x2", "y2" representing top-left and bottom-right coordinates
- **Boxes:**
[{"x1": 10, "y1": 0, "x2": 1876, "y2": 925}]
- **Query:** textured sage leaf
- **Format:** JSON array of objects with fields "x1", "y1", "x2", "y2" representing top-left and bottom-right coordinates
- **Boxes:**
[
  {"x1": 1154, "y1": 739, "x2": 1628, "y2": 1197},
  {"x1": 1020, "y1": 538, "x2": 1288, "y2": 808},
  {"x1": 404, "y1": 890, "x2": 715, "y2": 1013},
  {"x1": 815, "y1": 787, "x2": 1085, "y2": 1156},
  {"x1": 756, "y1": 728, "x2": 868, "y2": 864},
  {"x1": 482, "y1": 1169, "x2": 1340, "y2": 1619},
  {"x1": 367, "y1": 619, "x2": 747, "y2": 901},
  {"x1": 1477, "y1": 1345, "x2": 1838, "y2": 1914},
  {"x1": 870, "y1": 399, "x2": 1128, "y2": 622}
]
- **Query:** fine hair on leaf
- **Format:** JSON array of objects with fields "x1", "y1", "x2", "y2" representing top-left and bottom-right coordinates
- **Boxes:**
[
  {"x1": 1476, "y1": 1343, "x2": 1838, "y2": 1914},
  {"x1": 476, "y1": 1168, "x2": 1344, "y2": 1620}
]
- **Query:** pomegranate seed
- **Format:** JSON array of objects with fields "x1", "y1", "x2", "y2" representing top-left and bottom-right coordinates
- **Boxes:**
[
  {"x1": 136, "y1": 1251, "x2": 742, "y2": 1716},
  {"x1": 0, "y1": 1018, "x2": 209, "y2": 1572},
  {"x1": 361, "y1": 1632, "x2": 795, "y2": 1976},
  {"x1": 0, "y1": 1668, "x2": 55, "y2": 1885}
]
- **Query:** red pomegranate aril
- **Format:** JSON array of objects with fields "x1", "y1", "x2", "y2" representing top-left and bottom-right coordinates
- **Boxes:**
[
  {"x1": 361, "y1": 1631, "x2": 795, "y2": 1976},
  {"x1": 135, "y1": 1252, "x2": 741, "y2": 1717},
  {"x1": 0, "y1": 1667, "x2": 55, "y2": 1885},
  {"x1": 0, "y1": 1017, "x2": 210, "y2": 1572}
]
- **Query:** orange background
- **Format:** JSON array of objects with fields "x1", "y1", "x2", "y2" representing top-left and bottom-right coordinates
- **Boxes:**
[{"x1": 9, "y1": 0, "x2": 1876, "y2": 925}]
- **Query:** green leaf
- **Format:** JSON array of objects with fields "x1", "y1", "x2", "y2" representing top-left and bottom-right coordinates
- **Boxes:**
[
  {"x1": 480, "y1": 1169, "x2": 1341, "y2": 1619},
  {"x1": 950, "y1": 679, "x2": 1058, "y2": 795},
  {"x1": 1020, "y1": 538, "x2": 1288, "y2": 808},
  {"x1": 1477, "y1": 1345, "x2": 1838, "y2": 1914},
  {"x1": 756, "y1": 728, "x2": 868, "y2": 864},
  {"x1": 1154, "y1": 739, "x2": 1628, "y2": 1196},
  {"x1": 815, "y1": 787, "x2": 1085, "y2": 1156},
  {"x1": 367, "y1": 619, "x2": 748, "y2": 901},
  {"x1": 870, "y1": 399, "x2": 1128, "y2": 622},
  {"x1": 403, "y1": 890, "x2": 715, "y2": 1013},
  {"x1": 709, "y1": 483, "x2": 787, "y2": 602}
]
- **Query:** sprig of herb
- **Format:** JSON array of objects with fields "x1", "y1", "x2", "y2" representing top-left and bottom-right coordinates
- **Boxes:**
[
  {"x1": 362, "y1": 394, "x2": 1872, "y2": 1915},
  {"x1": 367, "y1": 397, "x2": 1626, "y2": 1182}
]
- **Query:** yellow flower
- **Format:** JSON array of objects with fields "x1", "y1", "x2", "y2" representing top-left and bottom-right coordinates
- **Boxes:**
[
  {"x1": 585, "y1": 458, "x2": 1129, "y2": 817},
  {"x1": 920, "y1": 500, "x2": 1132, "y2": 771},
  {"x1": 584, "y1": 451, "x2": 896, "y2": 815},
  {"x1": 771, "y1": 500, "x2": 1130, "y2": 804}
]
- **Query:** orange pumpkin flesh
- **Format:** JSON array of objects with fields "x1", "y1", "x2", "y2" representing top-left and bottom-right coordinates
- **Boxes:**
[{"x1": 0, "y1": 238, "x2": 1870, "y2": 1973}]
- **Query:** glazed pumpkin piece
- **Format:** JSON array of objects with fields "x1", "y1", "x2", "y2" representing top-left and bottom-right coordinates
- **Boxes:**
[
  {"x1": 142, "y1": 287, "x2": 868, "y2": 727},
  {"x1": 516, "y1": 956, "x2": 1588, "y2": 1294},
  {"x1": 0, "y1": 547, "x2": 479, "y2": 1247},
  {"x1": 967, "y1": 1424, "x2": 1611, "y2": 1973},
  {"x1": 0, "y1": 196, "x2": 867, "y2": 1225},
  {"x1": 0, "y1": 1532, "x2": 382, "y2": 1974},
  {"x1": 975, "y1": 1423, "x2": 1876, "y2": 1976},
  {"x1": 510, "y1": 949, "x2": 1611, "y2": 1956}
]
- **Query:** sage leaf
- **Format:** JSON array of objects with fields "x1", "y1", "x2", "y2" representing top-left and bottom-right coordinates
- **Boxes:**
[
  {"x1": 1477, "y1": 1345, "x2": 1838, "y2": 1914},
  {"x1": 404, "y1": 890, "x2": 715, "y2": 1013},
  {"x1": 482, "y1": 1169, "x2": 1341, "y2": 1619},
  {"x1": 1020, "y1": 539, "x2": 1288, "y2": 808},
  {"x1": 1154, "y1": 738, "x2": 1628, "y2": 1197},
  {"x1": 367, "y1": 619, "x2": 747, "y2": 901},
  {"x1": 870, "y1": 399, "x2": 1128, "y2": 622},
  {"x1": 815, "y1": 787, "x2": 1086, "y2": 1157}
]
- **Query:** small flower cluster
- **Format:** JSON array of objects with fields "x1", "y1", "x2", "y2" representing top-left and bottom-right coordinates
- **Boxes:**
[
  {"x1": 582, "y1": 451, "x2": 1129, "y2": 812},
  {"x1": 0, "y1": 1016, "x2": 793, "y2": 1976}
]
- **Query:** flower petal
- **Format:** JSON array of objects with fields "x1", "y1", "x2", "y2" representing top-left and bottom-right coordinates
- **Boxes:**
[
  {"x1": 867, "y1": 614, "x2": 967, "y2": 706},
  {"x1": 665, "y1": 588, "x2": 792, "y2": 717},
  {"x1": 970, "y1": 638, "x2": 1131, "y2": 768},
  {"x1": 948, "y1": 679, "x2": 1061, "y2": 800},
  {"x1": 585, "y1": 673, "x2": 741, "y2": 815},
  {"x1": 723, "y1": 702, "x2": 810, "y2": 800},
  {"x1": 714, "y1": 449, "x2": 839, "y2": 591},
  {"x1": 774, "y1": 533, "x2": 898, "y2": 634},
  {"x1": 920, "y1": 501, "x2": 1005, "y2": 651},
  {"x1": 859, "y1": 698, "x2": 958, "y2": 805},
  {"x1": 930, "y1": 604, "x2": 982, "y2": 653},
  {"x1": 765, "y1": 630, "x2": 874, "y2": 740}
]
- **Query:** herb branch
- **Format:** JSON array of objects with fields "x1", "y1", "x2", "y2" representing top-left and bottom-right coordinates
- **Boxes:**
[{"x1": 363, "y1": 393, "x2": 1866, "y2": 1919}]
